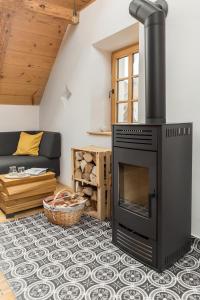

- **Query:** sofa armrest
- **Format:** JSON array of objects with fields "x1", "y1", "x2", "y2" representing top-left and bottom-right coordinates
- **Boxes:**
[{"x1": 39, "y1": 132, "x2": 61, "y2": 159}]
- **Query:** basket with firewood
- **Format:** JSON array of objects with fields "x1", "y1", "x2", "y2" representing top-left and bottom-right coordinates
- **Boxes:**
[{"x1": 43, "y1": 190, "x2": 87, "y2": 227}]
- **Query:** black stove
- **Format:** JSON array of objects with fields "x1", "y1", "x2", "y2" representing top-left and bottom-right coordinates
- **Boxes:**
[{"x1": 112, "y1": 0, "x2": 192, "y2": 272}]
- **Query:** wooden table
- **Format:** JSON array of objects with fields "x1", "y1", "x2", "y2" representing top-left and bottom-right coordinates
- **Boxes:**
[{"x1": 0, "y1": 172, "x2": 56, "y2": 218}]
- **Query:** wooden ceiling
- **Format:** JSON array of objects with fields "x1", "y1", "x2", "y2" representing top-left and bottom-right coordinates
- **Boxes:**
[{"x1": 0, "y1": 0, "x2": 94, "y2": 105}]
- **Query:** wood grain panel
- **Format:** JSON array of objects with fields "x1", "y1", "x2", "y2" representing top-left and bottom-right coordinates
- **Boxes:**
[
  {"x1": 8, "y1": 29, "x2": 62, "y2": 58},
  {"x1": 0, "y1": 0, "x2": 95, "y2": 105},
  {"x1": 51, "y1": 0, "x2": 95, "y2": 10},
  {"x1": 4, "y1": 50, "x2": 55, "y2": 69},
  {"x1": 12, "y1": 9, "x2": 68, "y2": 38},
  {"x1": 23, "y1": 0, "x2": 75, "y2": 21},
  {"x1": 0, "y1": 64, "x2": 50, "y2": 85},
  {"x1": 0, "y1": 82, "x2": 41, "y2": 96},
  {"x1": 0, "y1": 94, "x2": 32, "y2": 105}
]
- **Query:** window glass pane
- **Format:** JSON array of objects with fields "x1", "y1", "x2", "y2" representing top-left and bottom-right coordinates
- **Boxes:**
[
  {"x1": 132, "y1": 77, "x2": 139, "y2": 100},
  {"x1": 118, "y1": 80, "x2": 128, "y2": 101},
  {"x1": 133, "y1": 101, "x2": 139, "y2": 122},
  {"x1": 133, "y1": 53, "x2": 139, "y2": 75},
  {"x1": 117, "y1": 103, "x2": 128, "y2": 123},
  {"x1": 118, "y1": 57, "x2": 129, "y2": 78}
]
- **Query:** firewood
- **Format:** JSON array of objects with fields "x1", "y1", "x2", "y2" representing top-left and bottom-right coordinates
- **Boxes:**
[
  {"x1": 83, "y1": 187, "x2": 93, "y2": 196},
  {"x1": 85, "y1": 163, "x2": 94, "y2": 174},
  {"x1": 83, "y1": 152, "x2": 93, "y2": 163},
  {"x1": 91, "y1": 191, "x2": 97, "y2": 201},
  {"x1": 93, "y1": 155, "x2": 96, "y2": 164},
  {"x1": 85, "y1": 200, "x2": 92, "y2": 207},
  {"x1": 90, "y1": 173, "x2": 97, "y2": 184},
  {"x1": 80, "y1": 160, "x2": 87, "y2": 172},
  {"x1": 82, "y1": 172, "x2": 90, "y2": 181},
  {"x1": 75, "y1": 151, "x2": 83, "y2": 161},
  {"x1": 78, "y1": 192, "x2": 84, "y2": 197},
  {"x1": 77, "y1": 185, "x2": 83, "y2": 193},
  {"x1": 75, "y1": 169, "x2": 82, "y2": 179},
  {"x1": 75, "y1": 160, "x2": 81, "y2": 169},
  {"x1": 92, "y1": 166, "x2": 97, "y2": 175}
]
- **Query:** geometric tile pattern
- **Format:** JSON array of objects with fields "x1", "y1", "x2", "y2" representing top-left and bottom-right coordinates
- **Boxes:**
[{"x1": 0, "y1": 214, "x2": 200, "y2": 300}]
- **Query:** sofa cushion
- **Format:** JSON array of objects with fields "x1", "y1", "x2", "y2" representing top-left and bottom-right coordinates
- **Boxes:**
[
  {"x1": 39, "y1": 132, "x2": 61, "y2": 158},
  {"x1": 14, "y1": 132, "x2": 43, "y2": 156},
  {"x1": 0, "y1": 155, "x2": 59, "y2": 175},
  {"x1": 0, "y1": 132, "x2": 20, "y2": 156}
]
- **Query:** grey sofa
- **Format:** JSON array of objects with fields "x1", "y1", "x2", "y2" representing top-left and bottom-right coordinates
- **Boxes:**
[{"x1": 0, "y1": 131, "x2": 61, "y2": 176}]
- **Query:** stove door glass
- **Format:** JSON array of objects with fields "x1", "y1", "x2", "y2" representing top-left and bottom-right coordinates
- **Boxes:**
[{"x1": 119, "y1": 163, "x2": 150, "y2": 217}]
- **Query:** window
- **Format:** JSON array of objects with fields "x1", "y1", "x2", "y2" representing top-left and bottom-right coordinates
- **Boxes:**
[{"x1": 111, "y1": 44, "x2": 139, "y2": 124}]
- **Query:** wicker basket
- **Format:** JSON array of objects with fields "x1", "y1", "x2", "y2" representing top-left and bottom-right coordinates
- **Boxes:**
[{"x1": 43, "y1": 189, "x2": 86, "y2": 227}]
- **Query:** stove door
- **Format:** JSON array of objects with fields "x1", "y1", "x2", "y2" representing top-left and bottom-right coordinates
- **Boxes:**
[{"x1": 113, "y1": 147, "x2": 157, "y2": 240}]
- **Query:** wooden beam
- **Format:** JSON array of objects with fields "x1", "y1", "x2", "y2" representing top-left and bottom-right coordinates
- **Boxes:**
[{"x1": 23, "y1": 0, "x2": 77, "y2": 22}]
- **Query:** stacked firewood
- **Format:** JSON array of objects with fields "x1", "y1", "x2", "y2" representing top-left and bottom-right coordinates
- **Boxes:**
[
  {"x1": 76, "y1": 183, "x2": 97, "y2": 210},
  {"x1": 74, "y1": 151, "x2": 97, "y2": 185}
]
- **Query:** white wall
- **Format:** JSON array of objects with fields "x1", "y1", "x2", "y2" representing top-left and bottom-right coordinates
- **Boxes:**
[
  {"x1": 0, "y1": 105, "x2": 39, "y2": 131},
  {"x1": 40, "y1": 0, "x2": 137, "y2": 184},
  {"x1": 40, "y1": 0, "x2": 200, "y2": 237},
  {"x1": 165, "y1": 0, "x2": 200, "y2": 238}
]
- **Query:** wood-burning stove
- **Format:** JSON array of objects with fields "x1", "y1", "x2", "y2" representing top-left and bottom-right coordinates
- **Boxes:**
[
  {"x1": 112, "y1": 0, "x2": 193, "y2": 272},
  {"x1": 112, "y1": 124, "x2": 192, "y2": 271}
]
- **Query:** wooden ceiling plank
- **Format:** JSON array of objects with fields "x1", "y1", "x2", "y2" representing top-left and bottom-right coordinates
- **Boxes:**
[
  {"x1": 8, "y1": 28, "x2": 62, "y2": 59},
  {"x1": 47, "y1": 0, "x2": 95, "y2": 11},
  {"x1": 0, "y1": 82, "x2": 42, "y2": 96},
  {"x1": 0, "y1": 63, "x2": 50, "y2": 85},
  {"x1": 0, "y1": 94, "x2": 33, "y2": 105},
  {"x1": 0, "y1": 8, "x2": 13, "y2": 74},
  {"x1": 4, "y1": 50, "x2": 55, "y2": 70},
  {"x1": 23, "y1": 0, "x2": 76, "y2": 23},
  {"x1": 0, "y1": 0, "x2": 95, "y2": 105},
  {"x1": 12, "y1": 9, "x2": 68, "y2": 39}
]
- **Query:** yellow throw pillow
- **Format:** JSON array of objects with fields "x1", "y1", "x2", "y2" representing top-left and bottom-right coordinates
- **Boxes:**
[{"x1": 14, "y1": 132, "x2": 43, "y2": 156}]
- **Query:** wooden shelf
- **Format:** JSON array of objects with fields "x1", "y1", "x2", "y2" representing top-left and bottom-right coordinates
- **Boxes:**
[
  {"x1": 74, "y1": 177, "x2": 97, "y2": 187},
  {"x1": 72, "y1": 146, "x2": 112, "y2": 221},
  {"x1": 87, "y1": 131, "x2": 112, "y2": 137}
]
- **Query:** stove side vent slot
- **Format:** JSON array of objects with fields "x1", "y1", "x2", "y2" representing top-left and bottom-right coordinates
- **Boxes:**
[{"x1": 166, "y1": 127, "x2": 192, "y2": 138}]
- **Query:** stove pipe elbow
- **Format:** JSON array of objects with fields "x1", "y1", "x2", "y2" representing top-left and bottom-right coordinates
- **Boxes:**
[
  {"x1": 129, "y1": 0, "x2": 168, "y2": 25},
  {"x1": 129, "y1": 0, "x2": 168, "y2": 124}
]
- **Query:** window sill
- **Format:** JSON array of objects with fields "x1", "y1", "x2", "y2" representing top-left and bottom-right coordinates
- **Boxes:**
[{"x1": 87, "y1": 131, "x2": 112, "y2": 137}]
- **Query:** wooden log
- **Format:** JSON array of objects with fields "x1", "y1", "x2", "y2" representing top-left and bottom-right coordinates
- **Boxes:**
[
  {"x1": 75, "y1": 169, "x2": 82, "y2": 179},
  {"x1": 80, "y1": 160, "x2": 87, "y2": 172},
  {"x1": 91, "y1": 191, "x2": 97, "y2": 201},
  {"x1": 75, "y1": 160, "x2": 81, "y2": 169},
  {"x1": 90, "y1": 173, "x2": 97, "y2": 184},
  {"x1": 85, "y1": 200, "x2": 92, "y2": 207},
  {"x1": 93, "y1": 154, "x2": 96, "y2": 164},
  {"x1": 77, "y1": 185, "x2": 83, "y2": 193},
  {"x1": 83, "y1": 152, "x2": 93, "y2": 163},
  {"x1": 82, "y1": 172, "x2": 90, "y2": 181},
  {"x1": 83, "y1": 187, "x2": 93, "y2": 196},
  {"x1": 75, "y1": 151, "x2": 83, "y2": 161},
  {"x1": 92, "y1": 166, "x2": 97, "y2": 175},
  {"x1": 85, "y1": 163, "x2": 94, "y2": 174}
]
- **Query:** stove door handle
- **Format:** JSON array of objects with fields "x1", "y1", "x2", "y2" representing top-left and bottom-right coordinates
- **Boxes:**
[{"x1": 149, "y1": 192, "x2": 156, "y2": 218}]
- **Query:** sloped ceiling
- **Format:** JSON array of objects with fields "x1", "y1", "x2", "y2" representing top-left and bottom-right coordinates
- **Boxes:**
[{"x1": 0, "y1": 0, "x2": 95, "y2": 105}]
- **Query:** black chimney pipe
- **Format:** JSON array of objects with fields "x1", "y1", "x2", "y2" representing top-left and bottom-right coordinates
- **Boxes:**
[{"x1": 129, "y1": 0, "x2": 168, "y2": 124}]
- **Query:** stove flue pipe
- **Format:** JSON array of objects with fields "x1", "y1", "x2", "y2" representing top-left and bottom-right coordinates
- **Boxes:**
[{"x1": 129, "y1": 0, "x2": 168, "y2": 124}]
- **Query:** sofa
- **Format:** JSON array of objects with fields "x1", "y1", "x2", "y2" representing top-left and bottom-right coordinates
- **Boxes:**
[{"x1": 0, "y1": 131, "x2": 61, "y2": 176}]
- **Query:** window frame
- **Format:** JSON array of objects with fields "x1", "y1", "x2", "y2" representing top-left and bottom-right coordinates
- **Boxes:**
[{"x1": 111, "y1": 44, "x2": 139, "y2": 124}]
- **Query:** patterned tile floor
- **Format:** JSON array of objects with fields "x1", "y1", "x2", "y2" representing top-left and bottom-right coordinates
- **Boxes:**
[{"x1": 0, "y1": 214, "x2": 200, "y2": 300}]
